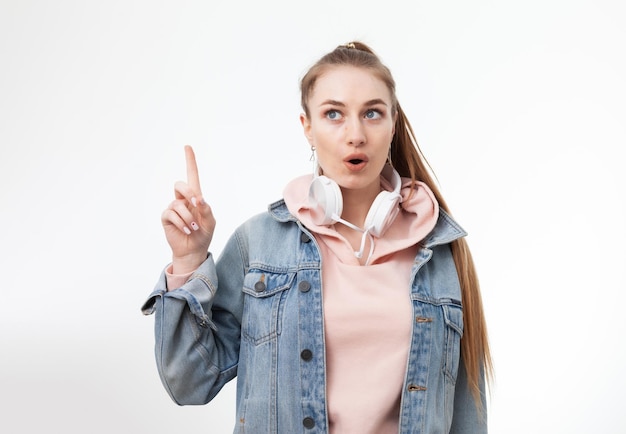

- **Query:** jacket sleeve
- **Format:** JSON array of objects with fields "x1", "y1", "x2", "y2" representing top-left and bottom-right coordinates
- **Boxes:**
[
  {"x1": 141, "y1": 229, "x2": 247, "y2": 405},
  {"x1": 449, "y1": 353, "x2": 488, "y2": 433}
]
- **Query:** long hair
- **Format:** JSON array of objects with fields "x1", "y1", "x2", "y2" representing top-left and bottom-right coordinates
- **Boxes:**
[{"x1": 300, "y1": 41, "x2": 493, "y2": 405}]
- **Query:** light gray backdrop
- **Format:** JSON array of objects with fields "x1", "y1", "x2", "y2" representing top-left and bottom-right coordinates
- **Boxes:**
[{"x1": 1, "y1": 0, "x2": 625, "y2": 432}]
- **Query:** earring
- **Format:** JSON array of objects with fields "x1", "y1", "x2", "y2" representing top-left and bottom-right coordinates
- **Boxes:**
[
  {"x1": 387, "y1": 144, "x2": 393, "y2": 167},
  {"x1": 310, "y1": 146, "x2": 316, "y2": 162}
]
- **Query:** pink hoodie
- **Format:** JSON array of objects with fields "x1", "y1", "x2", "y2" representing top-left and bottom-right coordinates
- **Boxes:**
[{"x1": 283, "y1": 173, "x2": 439, "y2": 433}]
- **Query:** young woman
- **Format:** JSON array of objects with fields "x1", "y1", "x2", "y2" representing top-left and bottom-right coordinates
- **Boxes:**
[{"x1": 143, "y1": 41, "x2": 492, "y2": 433}]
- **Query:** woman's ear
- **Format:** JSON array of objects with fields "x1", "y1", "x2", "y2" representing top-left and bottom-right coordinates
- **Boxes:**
[{"x1": 300, "y1": 113, "x2": 313, "y2": 144}]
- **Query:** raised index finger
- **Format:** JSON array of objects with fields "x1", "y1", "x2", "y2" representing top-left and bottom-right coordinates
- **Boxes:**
[{"x1": 184, "y1": 145, "x2": 202, "y2": 195}]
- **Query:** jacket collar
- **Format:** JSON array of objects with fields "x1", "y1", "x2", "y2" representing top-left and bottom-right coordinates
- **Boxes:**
[
  {"x1": 420, "y1": 208, "x2": 467, "y2": 248},
  {"x1": 268, "y1": 199, "x2": 297, "y2": 222}
]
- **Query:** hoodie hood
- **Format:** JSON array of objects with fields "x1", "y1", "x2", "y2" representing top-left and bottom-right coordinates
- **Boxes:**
[{"x1": 283, "y1": 171, "x2": 439, "y2": 265}]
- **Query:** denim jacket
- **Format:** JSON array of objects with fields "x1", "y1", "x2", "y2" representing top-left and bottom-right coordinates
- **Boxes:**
[{"x1": 142, "y1": 199, "x2": 487, "y2": 433}]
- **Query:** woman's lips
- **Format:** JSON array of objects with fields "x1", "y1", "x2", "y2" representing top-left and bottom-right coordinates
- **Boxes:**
[{"x1": 344, "y1": 154, "x2": 368, "y2": 171}]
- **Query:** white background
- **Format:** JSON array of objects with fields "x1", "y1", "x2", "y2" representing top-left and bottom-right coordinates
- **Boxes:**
[{"x1": 1, "y1": 0, "x2": 625, "y2": 432}]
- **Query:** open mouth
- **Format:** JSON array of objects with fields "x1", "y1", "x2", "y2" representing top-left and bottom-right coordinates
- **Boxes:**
[{"x1": 344, "y1": 155, "x2": 368, "y2": 171}]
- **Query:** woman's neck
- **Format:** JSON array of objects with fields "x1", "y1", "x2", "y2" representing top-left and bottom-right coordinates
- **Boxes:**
[{"x1": 339, "y1": 183, "x2": 381, "y2": 229}]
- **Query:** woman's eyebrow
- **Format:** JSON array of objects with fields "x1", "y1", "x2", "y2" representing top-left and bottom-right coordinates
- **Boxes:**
[
  {"x1": 318, "y1": 99, "x2": 345, "y2": 107},
  {"x1": 364, "y1": 98, "x2": 388, "y2": 107},
  {"x1": 318, "y1": 98, "x2": 388, "y2": 107}
]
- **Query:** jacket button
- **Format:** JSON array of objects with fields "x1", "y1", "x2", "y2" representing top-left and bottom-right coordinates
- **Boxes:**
[
  {"x1": 407, "y1": 384, "x2": 427, "y2": 392},
  {"x1": 300, "y1": 232, "x2": 311, "y2": 243},
  {"x1": 254, "y1": 281, "x2": 266, "y2": 292},
  {"x1": 302, "y1": 417, "x2": 315, "y2": 429},
  {"x1": 298, "y1": 281, "x2": 311, "y2": 293},
  {"x1": 300, "y1": 349, "x2": 313, "y2": 361}
]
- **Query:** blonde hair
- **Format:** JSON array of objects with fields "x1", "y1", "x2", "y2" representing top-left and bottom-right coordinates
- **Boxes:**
[{"x1": 300, "y1": 41, "x2": 493, "y2": 405}]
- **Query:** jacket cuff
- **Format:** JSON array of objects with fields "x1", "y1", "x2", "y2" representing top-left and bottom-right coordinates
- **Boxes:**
[{"x1": 141, "y1": 254, "x2": 218, "y2": 330}]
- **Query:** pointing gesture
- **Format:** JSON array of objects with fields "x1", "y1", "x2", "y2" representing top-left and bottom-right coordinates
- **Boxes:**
[
  {"x1": 185, "y1": 145, "x2": 202, "y2": 198},
  {"x1": 161, "y1": 145, "x2": 216, "y2": 274}
]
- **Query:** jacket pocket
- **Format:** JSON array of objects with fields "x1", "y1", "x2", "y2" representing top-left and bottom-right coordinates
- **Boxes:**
[
  {"x1": 442, "y1": 299, "x2": 463, "y2": 382},
  {"x1": 241, "y1": 270, "x2": 295, "y2": 345}
]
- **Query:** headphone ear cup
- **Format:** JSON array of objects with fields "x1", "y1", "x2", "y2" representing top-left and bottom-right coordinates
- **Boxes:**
[
  {"x1": 364, "y1": 165, "x2": 403, "y2": 237},
  {"x1": 308, "y1": 175, "x2": 343, "y2": 226},
  {"x1": 364, "y1": 191, "x2": 401, "y2": 237}
]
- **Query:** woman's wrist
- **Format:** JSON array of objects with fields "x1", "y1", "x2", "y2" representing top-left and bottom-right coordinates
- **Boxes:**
[{"x1": 171, "y1": 251, "x2": 207, "y2": 275}]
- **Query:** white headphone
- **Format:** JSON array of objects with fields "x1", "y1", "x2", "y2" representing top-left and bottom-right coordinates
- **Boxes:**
[{"x1": 308, "y1": 163, "x2": 402, "y2": 238}]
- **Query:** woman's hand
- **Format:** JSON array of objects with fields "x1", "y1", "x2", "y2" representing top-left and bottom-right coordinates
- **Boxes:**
[{"x1": 161, "y1": 145, "x2": 216, "y2": 274}]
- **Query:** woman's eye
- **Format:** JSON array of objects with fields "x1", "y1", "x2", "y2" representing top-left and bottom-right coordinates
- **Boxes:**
[
  {"x1": 365, "y1": 109, "x2": 382, "y2": 120},
  {"x1": 325, "y1": 110, "x2": 341, "y2": 120}
]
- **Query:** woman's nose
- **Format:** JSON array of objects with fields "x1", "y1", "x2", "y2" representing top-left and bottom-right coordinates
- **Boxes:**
[{"x1": 345, "y1": 117, "x2": 366, "y2": 146}]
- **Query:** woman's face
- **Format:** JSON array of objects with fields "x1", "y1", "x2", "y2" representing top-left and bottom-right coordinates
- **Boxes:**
[{"x1": 301, "y1": 65, "x2": 396, "y2": 195}]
